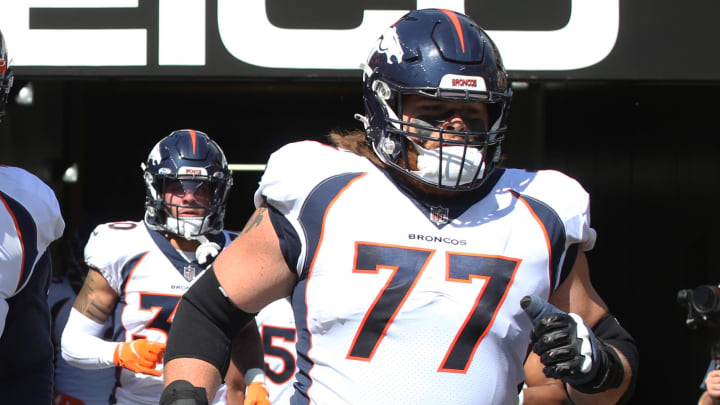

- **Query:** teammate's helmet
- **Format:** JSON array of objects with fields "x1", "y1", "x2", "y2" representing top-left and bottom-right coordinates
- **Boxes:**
[
  {"x1": 0, "y1": 30, "x2": 14, "y2": 122},
  {"x1": 142, "y1": 130, "x2": 233, "y2": 239},
  {"x1": 361, "y1": 8, "x2": 512, "y2": 191}
]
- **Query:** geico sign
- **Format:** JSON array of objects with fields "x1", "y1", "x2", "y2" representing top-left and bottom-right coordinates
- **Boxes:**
[{"x1": 0, "y1": 0, "x2": 619, "y2": 71}]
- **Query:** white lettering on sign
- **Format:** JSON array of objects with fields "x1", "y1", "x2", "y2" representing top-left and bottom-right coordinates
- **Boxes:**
[
  {"x1": 159, "y1": 0, "x2": 205, "y2": 66},
  {"x1": 216, "y1": 0, "x2": 463, "y2": 69},
  {"x1": 0, "y1": 0, "x2": 619, "y2": 71},
  {"x1": 1, "y1": 0, "x2": 147, "y2": 66},
  {"x1": 490, "y1": 1, "x2": 620, "y2": 70}
]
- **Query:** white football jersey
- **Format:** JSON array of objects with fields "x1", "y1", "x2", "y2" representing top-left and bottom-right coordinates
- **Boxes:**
[
  {"x1": 0, "y1": 166, "x2": 64, "y2": 317},
  {"x1": 255, "y1": 297, "x2": 297, "y2": 404},
  {"x1": 0, "y1": 167, "x2": 64, "y2": 404},
  {"x1": 84, "y1": 221, "x2": 237, "y2": 405},
  {"x1": 49, "y1": 276, "x2": 115, "y2": 405},
  {"x1": 254, "y1": 141, "x2": 596, "y2": 405}
]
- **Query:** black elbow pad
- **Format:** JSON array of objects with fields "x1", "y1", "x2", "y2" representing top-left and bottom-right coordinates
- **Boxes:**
[
  {"x1": 164, "y1": 267, "x2": 257, "y2": 376},
  {"x1": 160, "y1": 380, "x2": 208, "y2": 405}
]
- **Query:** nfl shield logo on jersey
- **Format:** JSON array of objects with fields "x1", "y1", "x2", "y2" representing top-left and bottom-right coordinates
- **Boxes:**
[
  {"x1": 183, "y1": 265, "x2": 196, "y2": 282},
  {"x1": 430, "y1": 206, "x2": 449, "y2": 225}
]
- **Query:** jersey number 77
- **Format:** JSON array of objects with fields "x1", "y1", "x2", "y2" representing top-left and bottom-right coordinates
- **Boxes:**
[{"x1": 346, "y1": 242, "x2": 520, "y2": 373}]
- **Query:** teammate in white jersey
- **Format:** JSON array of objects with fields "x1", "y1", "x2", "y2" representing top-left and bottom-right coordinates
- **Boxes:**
[
  {"x1": 0, "y1": 29, "x2": 67, "y2": 405},
  {"x1": 255, "y1": 298, "x2": 297, "y2": 404},
  {"x1": 49, "y1": 256, "x2": 115, "y2": 405},
  {"x1": 61, "y1": 130, "x2": 267, "y2": 405},
  {"x1": 162, "y1": 9, "x2": 639, "y2": 405}
]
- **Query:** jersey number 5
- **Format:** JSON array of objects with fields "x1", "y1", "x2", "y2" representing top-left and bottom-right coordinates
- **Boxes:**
[
  {"x1": 262, "y1": 326, "x2": 297, "y2": 384},
  {"x1": 347, "y1": 242, "x2": 520, "y2": 373}
]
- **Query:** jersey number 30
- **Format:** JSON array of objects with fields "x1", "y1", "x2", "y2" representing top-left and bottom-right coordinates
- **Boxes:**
[{"x1": 347, "y1": 242, "x2": 520, "y2": 373}]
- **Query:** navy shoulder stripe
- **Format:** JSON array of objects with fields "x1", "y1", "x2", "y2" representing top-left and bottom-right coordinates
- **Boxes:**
[
  {"x1": 512, "y1": 191, "x2": 567, "y2": 291},
  {"x1": 297, "y1": 172, "x2": 365, "y2": 280},
  {"x1": 0, "y1": 190, "x2": 39, "y2": 293},
  {"x1": 118, "y1": 252, "x2": 150, "y2": 294},
  {"x1": 290, "y1": 172, "x2": 365, "y2": 403}
]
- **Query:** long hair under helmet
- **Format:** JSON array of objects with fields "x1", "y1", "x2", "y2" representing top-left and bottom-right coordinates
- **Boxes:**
[
  {"x1": 141, "y1": 129, "x2": 233, "y2": 239},
  {"x1": 359, "y1": 8, "x2": 512, "y2": 191}
]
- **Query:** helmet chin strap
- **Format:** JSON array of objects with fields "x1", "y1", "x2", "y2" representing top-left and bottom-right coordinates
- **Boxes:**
[
  {"x1": 165, "y1": 216, "x2": 210, "y2": 240},
  {"x1": 144, "y1": 212, "x2": 220, "y2": 264},
  {"x1": 411, "y1": 141, "x2": 485, "y2": 187},
  {"x1": 195, "y1": 235, "x2": 221, "y2": 265}
]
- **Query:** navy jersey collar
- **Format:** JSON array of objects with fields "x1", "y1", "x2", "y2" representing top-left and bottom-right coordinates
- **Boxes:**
[
  {"x1": 143, "y1": 222, "x2": 226, "y2": 274},
  {"x1": 382, "y1": 167, "x2": 505, "y2": 229}
]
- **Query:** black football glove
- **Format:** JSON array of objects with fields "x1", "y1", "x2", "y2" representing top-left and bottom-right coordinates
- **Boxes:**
[{"x1": 521, "y1": 295, "x2": 624, "y2": 393}]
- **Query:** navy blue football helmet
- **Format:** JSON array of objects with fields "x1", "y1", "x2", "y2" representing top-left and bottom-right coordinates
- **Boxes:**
[
  {"x1": 142, "y1": 130, "x2": 233, "y2": 239},
  {"x1": 360, "y1": 8, "x2": 512, "y2": 191},
  {"x1": 0, "y1": 30, "x2": 14, "y2": 122}
]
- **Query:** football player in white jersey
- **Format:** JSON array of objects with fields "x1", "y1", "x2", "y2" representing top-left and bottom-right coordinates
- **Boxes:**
[
  {"x1": 61, "y1": 130, "x2": 267, "y2": 405},
  {"x1": 255, "y1": 298, "x2": 297, "y2": 404},
  {"x1": 0, "y1": 28, "x2": 67, "y2": 405},
  {"x1": 49, "y1": 238, "x2": 115, "y2": 405},
  {"x1": 162, "y1": 9, "x2": 638, "y2": 405}
]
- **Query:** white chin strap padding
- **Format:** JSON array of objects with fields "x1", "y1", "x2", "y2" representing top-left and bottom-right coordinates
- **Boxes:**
[
  {"x1": 412, "y1": 142, "x2": 485, "y2": 187},
  {"x1": 166, "y1": 216, "x2": 208, "y2": 239}
]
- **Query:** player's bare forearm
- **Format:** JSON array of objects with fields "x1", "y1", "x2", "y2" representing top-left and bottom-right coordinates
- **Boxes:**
[
  {"x1": 223, "y1": 322, "x2": 264, "y2": 405},
  {"x1": 523, "y1": 352, "x2": 570, "y2": 405},
  {"x1": 224, "y1": 360, "x2": 246, "y2": 405},
  {"x1": 164, "y1": 357, "x2": 223, "y2": 403},
  {"x1": 72, "y1": 268, "x2": 118, "y2": 323},
  {"x1": 522, "y1": 385, "x2": 570, "y2": 405}
]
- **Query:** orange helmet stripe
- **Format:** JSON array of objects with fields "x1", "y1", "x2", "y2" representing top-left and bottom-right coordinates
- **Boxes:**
[
  {"x1": 440, "y1": 9, "x2": 466, "y2": 53},
  {"x1": 189, "y1": 129, "x2": 197, "y2": 155}
]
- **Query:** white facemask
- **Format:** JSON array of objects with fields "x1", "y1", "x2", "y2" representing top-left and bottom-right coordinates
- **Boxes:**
[{"x1": 411, "y1": 142, "x2": 485, "y2": 187}]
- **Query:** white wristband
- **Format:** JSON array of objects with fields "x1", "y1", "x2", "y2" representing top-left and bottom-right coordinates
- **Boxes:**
[
  {"x1": 518, "y1": 389, "x2": 524, "y2": 405},
  {"x1": 245, "y1": 368, "x2": 266, "y2": 384}
]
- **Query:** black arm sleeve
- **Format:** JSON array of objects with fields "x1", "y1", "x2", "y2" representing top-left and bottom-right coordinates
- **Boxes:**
[
  {"x1": 164, "y1": 268, "x2": 257, "y2": 376},
  {"x1": 593, "y1": 313, "x2": 639, "y2": 404},
  {"x1": 570, "y1": 313, "x2": 638, "y2": 400}
]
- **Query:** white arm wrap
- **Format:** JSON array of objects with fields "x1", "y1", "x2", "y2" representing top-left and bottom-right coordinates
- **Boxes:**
[{"x1": 61, "y1": 307, "x2": 118, "y2": 369}]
